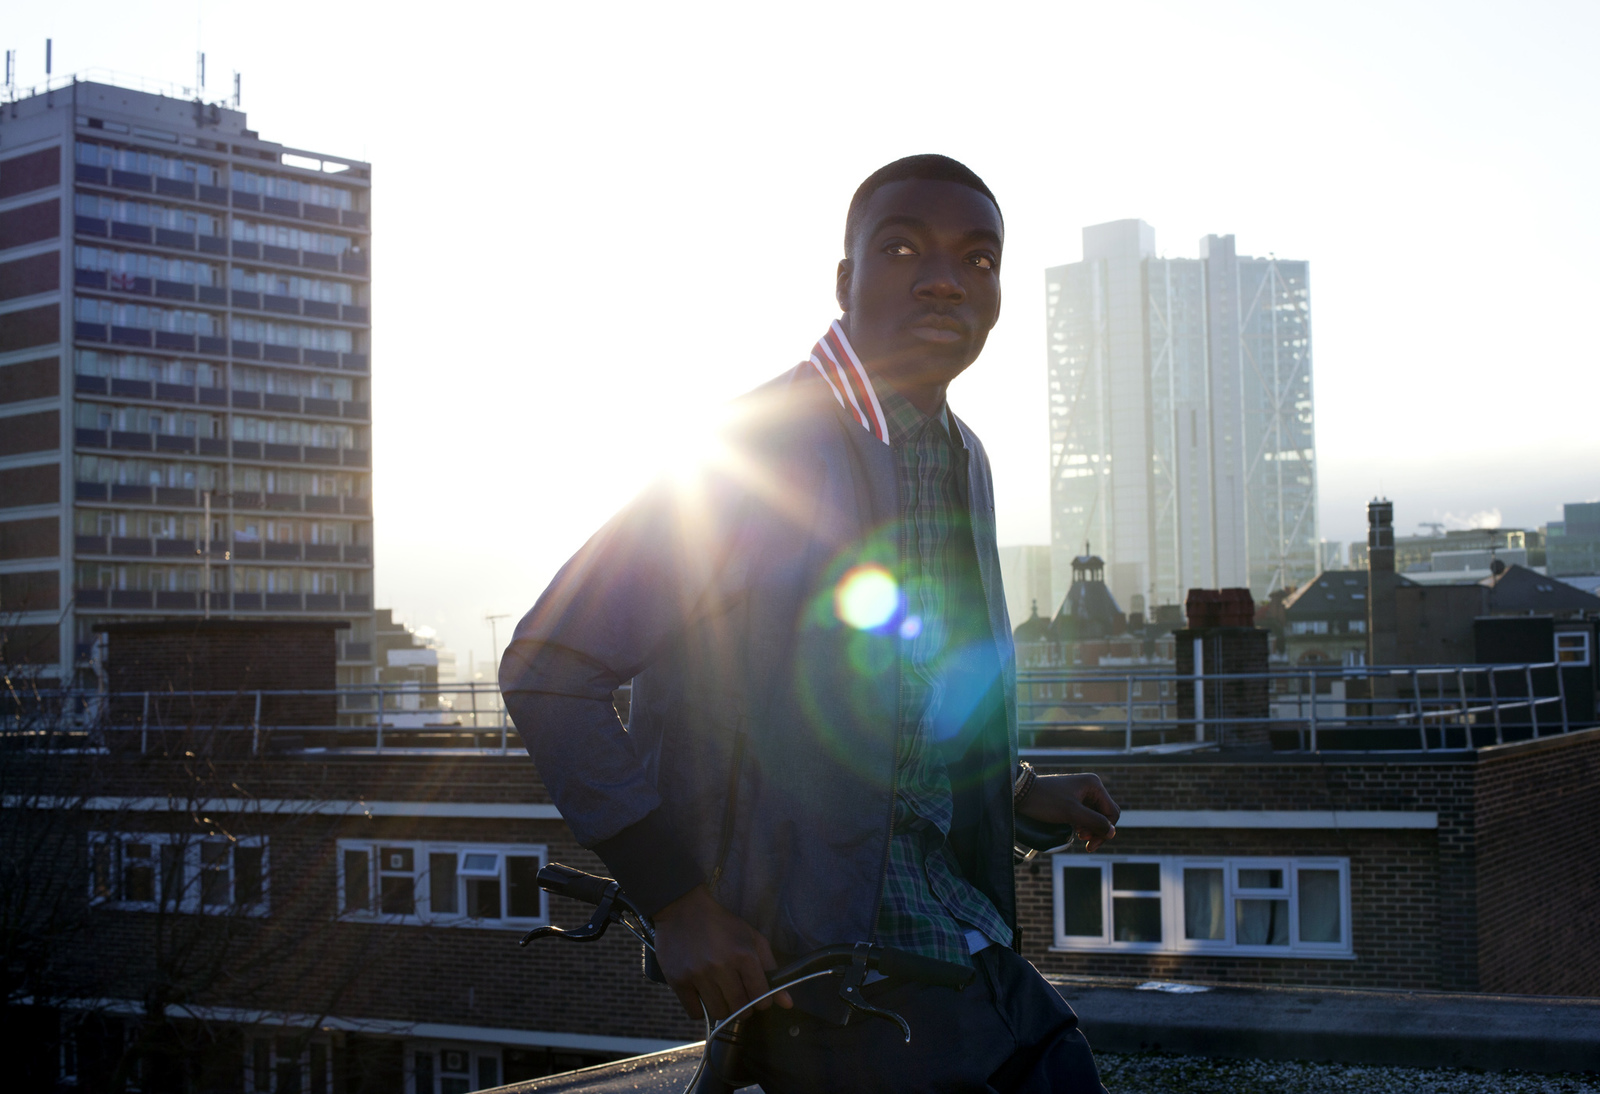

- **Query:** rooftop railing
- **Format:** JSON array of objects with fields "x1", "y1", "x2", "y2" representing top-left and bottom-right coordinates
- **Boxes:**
[
  {"x1": 0, "y1": 681, "x2": 543, "y2": 757},
  {"x1": 1, "y1": 662, "x2": 1588, "y2": 757},
  {"x1": 1017, "y1": 661, "x2": 1582, "y2": 754}
]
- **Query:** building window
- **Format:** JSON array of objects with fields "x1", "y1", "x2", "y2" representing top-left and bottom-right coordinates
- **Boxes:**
[
  {"x1": 337, "y1": 841, "x2": 547, "y2": 929},
  {"x1": 1556, "y1": 632, "x2": 1590, "y2": 666},
  {"x1": 246, "y1": 1034, "x2": 333, "y2": 1094},
  {"x1": 88, "y1": 833, "x2": 268, "y2": 915},
  {"x1": 1052, "y1": 855, "x2": 1351, "y2": 957},
  {"x1": 409, "y1": 1043, "x2": 501, "y2": 1094}
]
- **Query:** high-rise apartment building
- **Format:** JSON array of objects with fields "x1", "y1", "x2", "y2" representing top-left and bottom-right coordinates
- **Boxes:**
[
  {"x1": 1046, "y1": 220, "x2": 1316, "y2": 609},
  {"x1": 0, "y1": 78, "x2": 373, "y2": 684}
]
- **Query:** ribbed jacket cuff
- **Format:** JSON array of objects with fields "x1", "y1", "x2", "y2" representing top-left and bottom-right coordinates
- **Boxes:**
[{"x1": 591, "y1": 808, "x2": 705, "y2": 918}]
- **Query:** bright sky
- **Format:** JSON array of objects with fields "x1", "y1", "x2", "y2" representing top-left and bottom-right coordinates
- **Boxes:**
[{"x1": 11, "y1": 1, "x2": 1599, "y2": 665}]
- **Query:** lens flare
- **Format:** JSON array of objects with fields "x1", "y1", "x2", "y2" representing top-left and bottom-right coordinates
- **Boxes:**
[{"x1": 834, "y1": 565, "x2": 898, "y2": 630}]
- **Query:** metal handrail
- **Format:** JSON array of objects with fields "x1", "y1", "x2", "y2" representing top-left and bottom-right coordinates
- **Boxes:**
[{"x1": 1, "y1": 662, "x2": 1585, "y2": 756}]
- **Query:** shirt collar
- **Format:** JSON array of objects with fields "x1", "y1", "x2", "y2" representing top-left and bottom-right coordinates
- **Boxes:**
[
  {"x1": 805, "y1": 319, "x2": 955, "y2": 447},
  {"x1": 806, "y1": 319, "x2": 890, "y2": 445}
]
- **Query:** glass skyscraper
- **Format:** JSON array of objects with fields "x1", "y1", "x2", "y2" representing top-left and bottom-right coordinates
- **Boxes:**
[{"x1": 1046, "y1": 220, "x2": 1316, "y2": 610}]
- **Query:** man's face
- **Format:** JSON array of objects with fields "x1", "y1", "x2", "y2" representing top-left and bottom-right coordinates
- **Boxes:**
[{"x1": 837, "y1": 178, "x2": 1003, "y2": 387}]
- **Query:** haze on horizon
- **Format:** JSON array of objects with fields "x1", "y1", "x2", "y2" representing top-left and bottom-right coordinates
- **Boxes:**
[{"x1": 10, "y1": 0, "x2": 1597, "y2": 664}]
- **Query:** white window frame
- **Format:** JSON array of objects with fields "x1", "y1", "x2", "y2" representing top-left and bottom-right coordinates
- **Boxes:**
[
  {"x1": 88, "y1": 831, "x2": 270, "y2": 916},
  {"x1": 1051, "y1": 854, "x2": 1352, "y2": 958},
  {"x1": 245, "y1": 1032, "x2": 334, "y2": 1094},
  {"x1": 335, "y1": 840, "x2": 549, "y2": 930},
  {"x1": 1556, "y1": 631, "x2": 1590, "y2": 666},
  {"x1": 407, "y1": 1040, "x2": 504, "y2": 1094}
]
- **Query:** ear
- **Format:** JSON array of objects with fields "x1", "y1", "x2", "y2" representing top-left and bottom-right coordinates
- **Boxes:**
[{"x1": 835, "y1": 258, "x2": 853, "y2": 314}]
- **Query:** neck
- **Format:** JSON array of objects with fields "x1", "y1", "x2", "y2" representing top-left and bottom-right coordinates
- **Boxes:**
[
  {"x1": 838, "y1": 318, "x2": 952, "y2": 417},
  {"x1": 873, "y1": 368, "x2": 947, "y2": 418}
]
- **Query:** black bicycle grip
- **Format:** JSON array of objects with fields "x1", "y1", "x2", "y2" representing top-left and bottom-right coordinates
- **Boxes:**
[
  {"x1": 1014, "y1": 813, "x2": 1077, "y2": 853},
  {"x1": 875, "y1": 946, "x2": 976, "y2": 989},
  {"x1": 536, "y1": 863, "x2": 615, "y2": 906}
]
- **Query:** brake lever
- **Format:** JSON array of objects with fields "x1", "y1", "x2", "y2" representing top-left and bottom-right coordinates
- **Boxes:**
[
  {"x1": 836, "y1": 943, "x2": 911, "y2": 1043},
  {"x1": 519, "y1": 891, "x2": 617, "y2": 947}
]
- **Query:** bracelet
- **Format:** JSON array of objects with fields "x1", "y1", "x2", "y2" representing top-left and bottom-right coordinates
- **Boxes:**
[{"x1": 1013, "y1": 761, "x2": 1037, "y2": 806}]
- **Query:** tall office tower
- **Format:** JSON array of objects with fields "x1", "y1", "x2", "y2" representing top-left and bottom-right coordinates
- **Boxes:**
[
  {"x1": 1046, "y1": 220, "x2": 1316, "y2": 609},
  {"x1": 0, "y1": 79, "x2": 374, "y2": 685}
]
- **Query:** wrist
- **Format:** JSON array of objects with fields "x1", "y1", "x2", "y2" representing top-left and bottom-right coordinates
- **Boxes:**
[
  {"x1": 653, "y1": 884, "x2": 713, "y2": 924},
  {"x1": 1013, "y1": 761, "x2": 1037, "y2": 807}
]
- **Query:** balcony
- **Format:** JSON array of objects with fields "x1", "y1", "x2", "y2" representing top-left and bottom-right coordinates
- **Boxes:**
[
  {"x1": 111, "y1": 222, "x2": 152, "y2": 245},
  {"x1": 153, "y1": 435, "x2": 196, "y2": 454},
  {"x1": 154, "y1": 381, "x2": 195, "y2": 402},
  {"x1": 72, "y1": 587, "x2": 370, "y2": 618},
  {"x1": 154, "y1": 178, "x2": 196, "y2": 200},
  {"x1": 111, "y1": 169, "x2": 152, "y2": 192},
  {"x1": 154, "y1": 228, "x2": 196, "y2": 251},
  {"x1": 110, "y1": 430, "x2": 152, "y2": 451},
  {"x1": 155, "y1": 331, "x2": 196, "y2": 352}
]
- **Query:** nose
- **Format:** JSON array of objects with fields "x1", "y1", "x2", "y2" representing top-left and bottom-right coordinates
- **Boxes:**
[{"x1": 913, "y1": 256, "x2": 965, "y2": 304}]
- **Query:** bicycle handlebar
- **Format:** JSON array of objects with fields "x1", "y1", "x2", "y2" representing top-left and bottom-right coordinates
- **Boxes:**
[
  {"x1": 537, "y1": 862, "x2": 617, "y2": 907},
  {"x1": 534, "y1": 863, "x2": 974, "y2": 991}
]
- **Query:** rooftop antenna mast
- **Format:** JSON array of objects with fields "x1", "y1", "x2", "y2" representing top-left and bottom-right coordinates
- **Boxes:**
[
  {"x1": 232, "y1": 71, "x2": 240, "y2": 109},
  {"x1": 485, "y1": 613, "x2": 511, "y2": 672},
  {"x1": 45, "y1": 38, "x2": 51, "y2": 78},
  {"x1": 196, "y1": 50, "x2": 206, "y2": 95},
  {"x1": 4, "y1": 50, "x2": 15, "y2": 98}
]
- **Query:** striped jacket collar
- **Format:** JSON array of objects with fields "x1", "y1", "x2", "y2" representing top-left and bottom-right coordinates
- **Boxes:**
[{"x1": 806, "y1": 320, "x2": 890, "y2": 445}]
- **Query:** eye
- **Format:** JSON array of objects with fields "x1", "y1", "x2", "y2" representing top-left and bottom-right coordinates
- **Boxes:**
[
  {"x1": 968, "y1": 253, "x2": 996, "y2": 270},
  {"x1": 883, "y1": 241, "x2": 917, "y2": 256}
]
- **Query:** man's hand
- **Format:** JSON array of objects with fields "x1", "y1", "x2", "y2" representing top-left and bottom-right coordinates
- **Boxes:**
[
  {"x1": 1017, "y1": 773, "x2": 1120, "y2": 852},
  {"x1": 652, "y1": 885, "x2": 793, "y2": 1020}
]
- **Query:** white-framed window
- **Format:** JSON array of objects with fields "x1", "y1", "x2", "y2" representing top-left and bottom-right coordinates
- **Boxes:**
[
  {"x1": 409, "y1": 1042, "x2": 502, "y2": 1094},
  {"x1": 1556, "y1": 631, "x2": 1590, "y2": 666},
  {"x1": 246, "y1": 1033, "x2": 334, "y2": 1094},
  {"x1": 1052, "y1": 855, "x2": 1351, "y2": 957},
  {"x1": 336, "y1": 841, "x2": 548, "y2": 929},
  {"x1": 88, "y1": 832, "x2": 269, "y2": 915}
]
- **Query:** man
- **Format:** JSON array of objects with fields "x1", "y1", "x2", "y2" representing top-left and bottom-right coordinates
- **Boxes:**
[{"x1": 501, "y1": 155, "x2": 1119, "y2": 1092}]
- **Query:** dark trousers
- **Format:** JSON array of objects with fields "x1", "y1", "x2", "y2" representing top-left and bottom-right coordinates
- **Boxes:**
[{"x1": 742, "y1": 946, "x2": 1106, "y2": 1094}]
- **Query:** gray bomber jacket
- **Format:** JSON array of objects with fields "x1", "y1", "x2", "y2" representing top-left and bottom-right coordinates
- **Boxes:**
[{"x1": 499, "y1": 363, "x2": 1020, "y2": 958}]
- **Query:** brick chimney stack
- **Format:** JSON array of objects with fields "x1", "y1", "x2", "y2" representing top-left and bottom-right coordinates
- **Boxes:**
[{"x1": 1367, "y1": 499, "x2": 1400, "y2": 667}]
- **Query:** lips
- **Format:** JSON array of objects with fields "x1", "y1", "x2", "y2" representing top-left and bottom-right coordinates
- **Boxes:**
[{"x1": 908, "y1": 314, "x2": 967, "y2": 343}]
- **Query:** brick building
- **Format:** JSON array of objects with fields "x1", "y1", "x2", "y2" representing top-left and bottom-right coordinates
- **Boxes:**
[{"x1": 8, "y1": 599, "x2": 1600, "y2": 1093}]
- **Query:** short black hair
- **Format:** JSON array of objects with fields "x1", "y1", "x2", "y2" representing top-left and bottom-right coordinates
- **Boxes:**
[{"x1": 844, "y1": 154, "x2": 1002, "y2": 255}]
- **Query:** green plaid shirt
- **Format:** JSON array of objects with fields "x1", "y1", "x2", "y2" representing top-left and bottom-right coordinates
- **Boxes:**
[{"x1": 873, "y1": 381, "x2": 1012, "y2": 965}]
